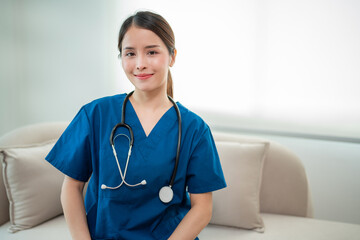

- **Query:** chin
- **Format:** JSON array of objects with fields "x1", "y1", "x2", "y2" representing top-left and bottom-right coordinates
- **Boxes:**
[{"x1": 133, "y1": 83, "x2": 167, "y2": 94}]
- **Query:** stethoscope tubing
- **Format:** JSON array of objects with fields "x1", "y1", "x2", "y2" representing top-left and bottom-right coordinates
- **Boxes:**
[
  {"x1": 110, "y1": 92, "x2": 134, "y2": 146},
  {"x1": 106, "y1": 91, "x2": 182, "y2": 203},
  {"x1": 167, "y1": 95, "x2": 181, "y2": 187}
]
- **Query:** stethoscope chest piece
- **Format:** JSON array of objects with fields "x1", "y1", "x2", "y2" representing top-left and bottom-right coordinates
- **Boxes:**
[{"x1": 159, "y1": 186, "x2": 174, "y2": 203}]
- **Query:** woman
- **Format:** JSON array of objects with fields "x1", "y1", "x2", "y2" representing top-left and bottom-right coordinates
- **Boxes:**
[{"x1": 46, "y1": 11, "x2": 226, "y2": 240}]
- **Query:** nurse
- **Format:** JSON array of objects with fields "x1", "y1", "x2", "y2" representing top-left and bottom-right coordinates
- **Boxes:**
[{"x1": 46, "y1": 11, "x2": 226, "y2": 240}]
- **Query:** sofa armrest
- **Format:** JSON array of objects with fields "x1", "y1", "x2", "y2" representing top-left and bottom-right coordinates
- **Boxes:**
[
  {"x1": 212, "y1": 131, "x2": 313, "y2": 218},
  {"x1": 0, "y1": 154, "x2": 10, "y2": 225},
  {"x1": 260, "y1": 141, "x2": 312, "y2": 217}
]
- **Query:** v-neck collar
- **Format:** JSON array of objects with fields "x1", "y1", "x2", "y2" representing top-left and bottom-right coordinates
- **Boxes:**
[{"x1": 125, "y1": 100, "x2": 178, "y2": 146}]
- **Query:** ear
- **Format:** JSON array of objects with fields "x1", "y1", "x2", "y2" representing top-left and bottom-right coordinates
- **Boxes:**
[{"x1": 169, "y1": 48, "x2": 177, "y2": 67}]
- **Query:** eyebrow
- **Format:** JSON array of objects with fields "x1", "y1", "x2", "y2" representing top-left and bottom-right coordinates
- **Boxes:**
[{"x1": 123, "y1": 45, "x2": 161, "y2": 50}]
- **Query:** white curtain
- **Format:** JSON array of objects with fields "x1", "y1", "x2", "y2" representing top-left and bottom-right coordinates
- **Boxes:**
[{"x1": 115, "y1": 0, "x2": 360, "y2": 139}]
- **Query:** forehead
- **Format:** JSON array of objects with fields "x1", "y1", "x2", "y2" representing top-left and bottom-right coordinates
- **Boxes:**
[{"x1": 121, "y1": 26, "x2": 165, "y2": 49}]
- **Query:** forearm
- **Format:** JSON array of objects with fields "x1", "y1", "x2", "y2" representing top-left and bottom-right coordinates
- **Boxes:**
[
  {"x1": 169, "y1": 193, "x2": 212, "y2": 240},
  {"x1": 61, "y1": 177, "x2": 91, "y2": 240}
]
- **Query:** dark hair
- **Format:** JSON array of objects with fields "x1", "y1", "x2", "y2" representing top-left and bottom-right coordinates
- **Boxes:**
[{"x1": 118, "y1": 11, "x2": 175, "y2": 97}]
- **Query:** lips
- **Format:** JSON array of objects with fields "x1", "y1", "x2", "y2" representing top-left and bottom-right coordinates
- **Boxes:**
[{"x1": 135, "y1": 73, "x2": 153, "y2": 80}]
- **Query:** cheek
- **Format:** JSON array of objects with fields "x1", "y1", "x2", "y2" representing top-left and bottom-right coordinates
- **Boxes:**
[
  {"x1": 121, "y1": 60, "x2": 133, "y2": 73},
  {"x1": 153, "y1": 56, "x2": 170, "y2": 70}
]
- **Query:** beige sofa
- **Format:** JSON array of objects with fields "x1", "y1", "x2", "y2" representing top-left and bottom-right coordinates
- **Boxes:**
[{"x1": 1, "y1": 122, "x2": 359, "y2": 240}]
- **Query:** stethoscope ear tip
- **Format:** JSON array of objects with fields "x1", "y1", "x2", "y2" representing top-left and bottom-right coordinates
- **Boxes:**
[
  {"x1": 141, "y1": 180, "x2": 147, "y2": 185},
  {"x1": 101, "y1": 184, "x2": 107, "y2": 190}
]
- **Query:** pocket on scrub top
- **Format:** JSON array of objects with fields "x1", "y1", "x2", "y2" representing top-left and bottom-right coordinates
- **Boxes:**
[
  {"x1": 152, "y1": 213, "x2": 182, "y2": 240},
  {"x1": 100, "y1": 182, "x2": 148, "y2": 203},
  {"x1": 93, "y1": 198, "x2": 132, "y2": 239}
]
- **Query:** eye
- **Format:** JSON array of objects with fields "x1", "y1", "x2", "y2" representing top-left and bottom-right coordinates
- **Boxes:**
[
  {"x1": 124, "y1": 52, "x2": 135, "y2": 57},
  {"x1": 148, "y1": 51, "x2": 158, "y2": 56}
]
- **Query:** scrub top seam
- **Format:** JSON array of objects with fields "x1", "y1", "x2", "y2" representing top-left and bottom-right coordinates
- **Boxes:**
[{"x1": 81, "y1": 106, "x2": 95, "y2": 178}]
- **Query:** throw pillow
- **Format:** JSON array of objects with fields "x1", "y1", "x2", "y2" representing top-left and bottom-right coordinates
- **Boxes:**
[
  {"x1": 1, "y1": 141, "x2": 64, "y2": 233},
  {"x1": 210, "y1": 141, "x2": 269, "y2": 232}
]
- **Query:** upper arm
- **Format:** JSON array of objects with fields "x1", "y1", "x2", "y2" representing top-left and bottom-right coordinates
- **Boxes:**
[
  {"x1": 62, "y1": 175, "x2": 86, "y2": 192},
  {"x1": 190, "y1": 192, "x2": 213, "y2": 209}
]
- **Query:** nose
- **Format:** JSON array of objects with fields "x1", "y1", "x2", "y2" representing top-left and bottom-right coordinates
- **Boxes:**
[{"x1": 136, "y1": 54, "x2": 147, "y2": 71}]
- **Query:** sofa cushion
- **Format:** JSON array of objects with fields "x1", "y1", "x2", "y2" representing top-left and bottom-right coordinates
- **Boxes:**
[
  {"x1": 1, "y1": 141, "x2": 64, "y2": 233},
  {"x1": 0, "y1": 215, "x2": 70, "y2": 240},
  {"x1": 0, "y1": 122, "x2": 69, "y2": 227},
  {"x1": 211, "y1": 141, "x2": 269, "y2": 232},
  {"x1": 199, "y1": 213, "x2": 360, "y2": 239}
]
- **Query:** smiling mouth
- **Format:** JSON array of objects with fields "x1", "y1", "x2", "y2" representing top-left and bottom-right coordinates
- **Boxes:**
[{"x1": 135, "y1": 74, "x2": 153, "y2": 80}]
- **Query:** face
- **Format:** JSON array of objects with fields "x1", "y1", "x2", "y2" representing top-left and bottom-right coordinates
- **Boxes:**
[{"x1": 120, "y1": 26, "x2": 176, "y2": 94}]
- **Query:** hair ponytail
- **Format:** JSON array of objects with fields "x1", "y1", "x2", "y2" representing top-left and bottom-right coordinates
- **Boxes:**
[{"x1": 167, "y1": 70, "x2": 173, "y2": 98}]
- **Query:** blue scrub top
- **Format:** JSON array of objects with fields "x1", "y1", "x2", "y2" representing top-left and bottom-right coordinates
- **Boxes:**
[{"x1": 46, "y1": 93, "x2": 226, "y2": 240}]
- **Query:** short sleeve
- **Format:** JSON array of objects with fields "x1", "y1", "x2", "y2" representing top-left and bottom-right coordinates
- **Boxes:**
[
  {"x1": 186, "y1": 127, "x2": 227, "y2": 193},
  {"x1": 46, "y1": 107, "x2": 93, "y2": 182}
]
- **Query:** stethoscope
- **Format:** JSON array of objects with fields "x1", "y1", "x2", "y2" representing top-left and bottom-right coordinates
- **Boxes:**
[{"x1": 101, "y1": 91, "x2": 182, "y2": 204}]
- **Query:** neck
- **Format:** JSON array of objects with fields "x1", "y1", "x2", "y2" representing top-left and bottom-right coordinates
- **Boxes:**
[{"x1": 130, "y1": 90, "x2": 171, "y2": 110}]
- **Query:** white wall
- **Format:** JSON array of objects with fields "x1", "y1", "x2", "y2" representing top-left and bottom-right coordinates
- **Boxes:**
[{"x1": 0, "y1": 0, "x2": 120, "y2": 135}]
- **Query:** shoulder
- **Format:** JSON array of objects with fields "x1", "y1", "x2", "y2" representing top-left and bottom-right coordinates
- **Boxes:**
[
  {"x1": 177, "y1": 102, "x2": 211, "y2": 137},
  {"x1": 177, "y1": 103, "x2": 206, "y2": 124},
  {"x1": 81, "y1": 93, "x2": 127, "y2": 114},
  {"x1": 84, "y1": 93, "x2": 126, "y2": 109}
]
